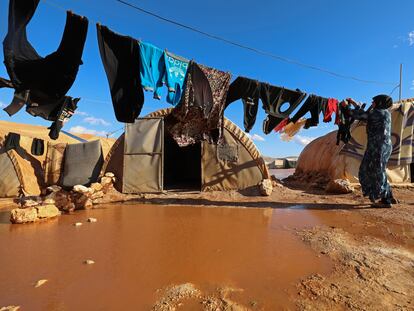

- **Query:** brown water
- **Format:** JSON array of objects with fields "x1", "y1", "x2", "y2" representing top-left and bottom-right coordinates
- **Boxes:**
[{"x1": 0, "y1": 204, "x2": 345, "y2": 310}]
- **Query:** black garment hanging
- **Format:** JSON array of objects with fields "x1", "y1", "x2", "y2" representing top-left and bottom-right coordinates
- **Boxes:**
[
  {"x1": 96, "y1": 24, "x2": 144, "y2": 123},
  {"x1": 4, "y1": 133, "x2": 20, "y2": 151},
  {"x1": 260, "y1": 84, "x2": 306, "y2": 134},
  {"x1": 47, "y1": 97, "x2": 80, "y2": 140},
  {"x1": 31, "y1": 138, "x2": 44, "y2": 156},
  {"x1": 225, "y1": 77, "x2": 260, "y2": 133},
  {"x1": 3, "y1": 0, "x2": 88, "y2": 118},
  {"x1": 290, "y1": 94, "x2": 328, "y2": 127}
]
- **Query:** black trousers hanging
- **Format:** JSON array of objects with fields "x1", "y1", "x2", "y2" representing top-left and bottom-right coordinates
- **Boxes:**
[{"x1": 96, "y1": 24, "x2": 144, "y2": 123}]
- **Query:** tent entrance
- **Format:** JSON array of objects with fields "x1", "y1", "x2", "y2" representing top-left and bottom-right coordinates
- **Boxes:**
[{"x1": 164, "y1": 134, "x2": 201, "y2": 191}]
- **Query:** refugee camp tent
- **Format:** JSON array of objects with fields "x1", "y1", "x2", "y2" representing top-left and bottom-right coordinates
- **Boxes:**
[
  {"x1": 101, "y1": 108, "x2": 270, "y2": 193},
  {"x1": 296, "y1": 98, "x2": 414, "y2": 183},
  {"x1": 267, "y1": 157, "x2": 298, "y2": 169},
  {"x1": 0, "y1": 121, "x2": 115, "y2": 197}
]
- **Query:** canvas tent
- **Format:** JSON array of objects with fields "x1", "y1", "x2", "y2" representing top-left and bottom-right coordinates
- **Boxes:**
[
  {"x1": 296, "y1": 99, "x2": 414, "y2": 183},
  {"x1": 0, "y1": 121, "x2": 115, "y2": 197},
  {"x1": 267, "y1": 157, "x2": 298, "y2": 169},
  {"x1": 101, "y1": 108, "x2": 270, "y2": 193}
]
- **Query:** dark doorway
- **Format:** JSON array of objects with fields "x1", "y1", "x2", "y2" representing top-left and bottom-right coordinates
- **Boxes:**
[
  {"x1": 411, "y1": 163, "x2": 414, "y2": 182},
  {"x1": 164, "y1": 134, "x2": 201, "y2": 190}
]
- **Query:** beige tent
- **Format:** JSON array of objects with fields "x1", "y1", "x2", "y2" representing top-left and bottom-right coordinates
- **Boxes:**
[
  {"x1": 0, "y1": 121, "x2": 115, "y2": 197},
  {"x1": 101, "y1": 108, "x2": 269, "y2": 192},
  {"x1": 296, "y1": 98, "x2": 414, "y2": 183}
]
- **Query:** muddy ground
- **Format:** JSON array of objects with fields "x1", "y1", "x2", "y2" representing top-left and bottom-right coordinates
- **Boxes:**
[{"x1": 0, "y1": 178, "x2": 413, "y2": 310}]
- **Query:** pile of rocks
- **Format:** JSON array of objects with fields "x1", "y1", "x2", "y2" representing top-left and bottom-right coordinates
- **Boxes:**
[
  {"x1": 45, "y1": 172, "x2": 116, "y2": 212},
  {"x1": 10, "y1": 197, "x2": 60, "y2": 224},
  {"x1": 10, "y1": 173, "x2": 116, "y2": 224}
]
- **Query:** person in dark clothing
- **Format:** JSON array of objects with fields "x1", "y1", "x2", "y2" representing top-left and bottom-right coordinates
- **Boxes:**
[
  {"x1": 348, "y1": 95, "x2": 397, "y2": 208},
  {"x1": 2, "y1": 0, "x2": 88, "y2": 117},
  {"x1": 96, "y1": 24, "x2": 144, "y2": 123}
]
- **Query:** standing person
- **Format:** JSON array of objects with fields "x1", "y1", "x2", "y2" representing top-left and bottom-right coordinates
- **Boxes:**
[{"x1": 348, "y1": 95, "x2": 397, "y2": 208}]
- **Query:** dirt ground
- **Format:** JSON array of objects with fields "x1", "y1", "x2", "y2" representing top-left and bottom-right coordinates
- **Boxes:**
[{"x1": 1, "y1": 177, "x2": 413, "y2": 310}]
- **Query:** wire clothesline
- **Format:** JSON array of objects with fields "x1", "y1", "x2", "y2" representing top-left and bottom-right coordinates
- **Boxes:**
[{"x1": 41, "y1": 0, "x2": 401, "y2": 113}]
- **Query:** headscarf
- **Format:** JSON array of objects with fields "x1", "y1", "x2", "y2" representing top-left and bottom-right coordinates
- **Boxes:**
[{"x1": 373, "y1": 94, "x2": 393, "y2": 110}]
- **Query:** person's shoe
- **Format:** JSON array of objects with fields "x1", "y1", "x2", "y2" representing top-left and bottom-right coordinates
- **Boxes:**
[
  {"x1": 390, "y1": 197, "x2": 398, "y2": 204},
  {"x1": 372, "y1": 198, "x2": 392, "y2": 208}
]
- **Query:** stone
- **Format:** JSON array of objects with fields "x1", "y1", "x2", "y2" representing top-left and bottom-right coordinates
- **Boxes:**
[
  {"x1": 92, "y1": 198, "x2": 103, "y2": 205},
  {"x1": 87, "y1": 217, "x2": 97, "y2": 223},
  {"x1": 36, "y1": 205, "x2": 60, "y2": 219},
  {"x1": 46, "y1": 185, "x2": 62, "y2": 193},
  {"x1": 10, "y1": 207, "x2": 38, "y2": 224},
  {"x1": 42, "y1": 198, "x2": 56, "y2": 205},
  {"x1": 83, "y1": 199, "x2": 93, "y2": 209},
  {"x1": 90, "y1": 182, "x2": 103, "y2": 192},
  {"x1": 259, "y1": 179, "x2": 273, "y2": 196},
  {"x1": 73, "y1": 185, "x2": 90, "y2": 194},
  {"x1": 84, "y1": 259, "x2": 95, "y2": 265},
  {"x1": 104, "y1": 172, "x2": 115, "y2": 178},
  {"x1": 325, "y1": 179, "x2": 355, "y2": 194},
  {"x1": 20, "y1": 199, "x2": 40, "y2": 208},
  {"x1": 62, "y1": 202, "x2": 76, "y2": 213},
  {"x1": 74, "y1": 222, "x2": 83, "y2": 227},
  {"x1": 91, "y1": 191, "x2": 104, "y2": 200},
  {"x1": 0, "y1": 306, "x2": 20, "y2": 311},
  {"x1": 34, "y1": 279, "x2": 48, "y2": 288},
  {"x1": 100, "y1": 176, "x2": 112, "y2": 186}
]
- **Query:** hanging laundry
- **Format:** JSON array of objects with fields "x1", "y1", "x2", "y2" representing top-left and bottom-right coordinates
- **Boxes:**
[
  {"x1": 225, "y1": 77, "x2": 260, "y2": 133},
  {"x1": 280, "y1": 118, "x2": 307, "y2": 141},
  {"x1": 336, "y1": 100, "x2": 354, "y2": 145},
  {"x1": 323, "y1": 98, "x2": 339, "y2": 124},
  {"x1": 96, "y1": 24, "x2": 144, "y2": 123},
  {"x1": 290, "y1": 94, "x2": 328, "y2": 129},
  {"x1": 0, "y1": 77, "x2": 13, "y2": 89},
  {"x1": 4, "y1": 133, "x2": 21, "y2": 151},
  {"x1": 31, "y1": 138, "x2": 44, "y2": 156},
  {"x1": 47, "y1": 97, "x2": 80, "y2": 140},
  {"x1": 2, "y1": 0, "x2": 88, "y2": 119},
  {"x1": 164, "y1": 51, "x2": 189, "y2": 106},
  {"x1": 139, "y1": 41, "x2": 166, "y2": 100},
  {"x1": 261, "y1": 84, "x2": 306, "y2": 134},
  {"x1": 273, "y1": 117, "x2": 289, "y2": 133},
  {"x1": 166, "y1": 61, "x2": 231, "y2": 147}
]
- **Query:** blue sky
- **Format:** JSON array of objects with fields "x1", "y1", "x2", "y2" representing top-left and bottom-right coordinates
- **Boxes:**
[{"x1": 0, "y1": 0, "x2": 413, "y2": 157}]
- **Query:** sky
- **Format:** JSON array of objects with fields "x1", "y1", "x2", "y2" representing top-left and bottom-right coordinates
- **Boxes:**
[{"x1": 0, "y1": 0, "x2": 413, "y2": 157}]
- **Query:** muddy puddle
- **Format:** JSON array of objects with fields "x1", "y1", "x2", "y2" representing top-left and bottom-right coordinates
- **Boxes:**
[{"x1": 0, "y1": 203, "x2": 393, "y2": 310}]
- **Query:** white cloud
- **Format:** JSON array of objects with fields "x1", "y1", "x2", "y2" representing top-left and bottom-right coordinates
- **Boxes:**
[
  {"x1": 246, "y1": 133, "x2": 266, "y2": 142},
  {"x1": 292, "y1": 135, "x2": 316, "y2": 147},
  {"x1": 83, "y1": 116, "x2": 111, "y2": 126},
  {"x1": 0, "y1": 101, "x2": 5, "y2": 108},
  {"x1": 409, "y1": 31, "x2": 414, "y2": 46},
  {"x1": 69, "y1": 125, "x2": 107, "y2": 137},
  {"x1": 75, "y1": 110, "x2": 89, "y2": 116},
  {"x1": 393, "y1": 44, "x2": 398, "y2": 49}
]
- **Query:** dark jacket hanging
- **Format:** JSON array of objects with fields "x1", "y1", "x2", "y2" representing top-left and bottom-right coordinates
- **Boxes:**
[
  {"x1": 261, "y1": 84, "x2": 306, "y2": 134},
  {"x1": 2, "y1": 0, "x2": 88, "y2": 118},
  {"x1": 96, "y1": 24, "x2": 144, "y2": 123},
  {"x1": 225, "y1": 77, "x2": 260, "y2": 133},
  {"x1": 289, "y1": 94, "x2": 328, "y2": 128}
]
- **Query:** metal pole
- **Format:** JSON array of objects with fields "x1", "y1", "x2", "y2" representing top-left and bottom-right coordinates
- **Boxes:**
[{"x1": 399, "y1": 63, "x2": 403, "y2": 101}]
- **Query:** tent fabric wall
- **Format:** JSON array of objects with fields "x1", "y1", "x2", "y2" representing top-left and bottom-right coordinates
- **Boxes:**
[
  {"x1": 101, "y1": 108, "x2": 269, "y2": 192},
  {"x1": 0, "y1": 152, "x2": 21, "y2": 197},
  {"x1": 296, "y1": 99, "x2": 413, "y2": 183},
  {"x1": 44, "y1": 142, "x2": 67, "y2": 186},
  {"x1": 0, "y1": 121, "x2": 116, "y2": 197}
]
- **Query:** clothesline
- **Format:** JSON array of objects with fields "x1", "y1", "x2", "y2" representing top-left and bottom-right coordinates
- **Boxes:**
[{"x1": 42, "y1": 0, "x2": 398, "y2": 91}]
